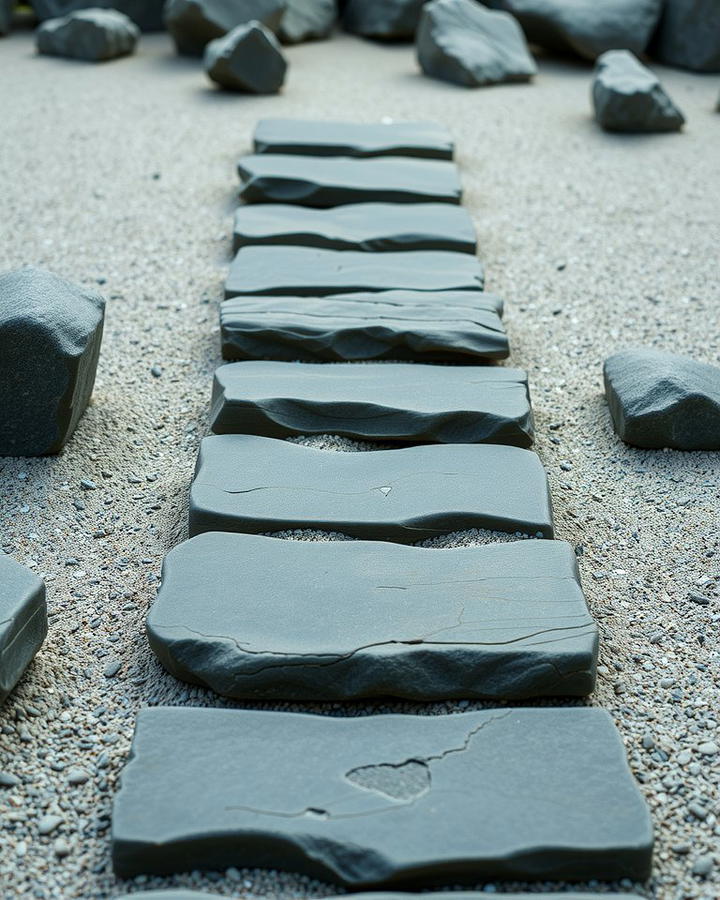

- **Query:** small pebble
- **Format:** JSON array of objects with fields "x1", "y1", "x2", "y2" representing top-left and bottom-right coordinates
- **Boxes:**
[
  {"x1": 38, "y1": 815, "x2": 63, "y2": 836},
  {"x1": 692, "y1": 855, "x2": 714, "y2": 877}
]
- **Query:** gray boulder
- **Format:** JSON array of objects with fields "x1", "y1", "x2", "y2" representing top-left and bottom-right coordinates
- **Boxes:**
[
  {"x1": 1, "y1": 554, "x2": 47, "y2": 704},
  {"x1": 417, "y1": 0, "x2": 536, "y2": 87},
  {"x1": 279, "y1": 0, "x2": 335, "y2": 43},
  {"x1": 204, "y1": 21, "x2": 287, "y2": 92},
  {"x1": 30, "y1": 1, "x2": 165, "y2": 31},
  {"x1": 593, "y1": 50, "x2": 684, "y2": 132},
  {"x1": 0, "y1": 266, "x2": 105, "y2": 456},
  {"x1": 36, "y1": 7, "x2": 139, "y2": 59},
  {"x1": 651, "y1": 0, "x2": 720, "y2": 73},
  {"x1": 1, "y1": 0, "x2": 14, "y2": 36},
  {"x1": 343, "y1": 0, "x2": 425, "y2": 40},
  {"x1": 164, "y1": 0, "x2": 286, "y2": 56}
]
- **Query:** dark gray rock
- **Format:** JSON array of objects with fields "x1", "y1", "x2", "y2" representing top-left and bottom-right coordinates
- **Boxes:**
[
  {"x1": 0, "y1": 266, "x2": 105, "y2": 456},
  {"x1": 189, "y1": 435, "x2": 551, "y2": 540},
  {"x1": 204, "y1": 21, "x2": 287, "y2": 93},
  {"x1": 225, "y1": 247, "x2": 481, "y2": 297},
  {"x1": 220, "y1": 294, "x2": 508, "y2": 362},
  {"x1": 592, "y1": 50, "x2": 684, "y2": 132},
  {"x1": 342, "y1": 0, "x2": 425, "y2": 40},
  {"x1": 30, "y1": 0, "x2": 165, "y2": 31},
  {"x1": 36, "y1": 7, "x2": 140, "y2": 60},
  {"x1": 232, "y1": 202, "x2": 476, "y2": 253},
  {"x1": 254, "y1": 117, "x2": 454, "y2": 159},
  {"x1": 651, "y1": 0, "x2": 720, "y2": 73},
  {"x1": 1, "y1": 0, "x2": 13, "y2": 35},
  {"x1": 164, "y1": 0, "x2": 286, "y2": 56},
  {"x1": 111, "y1": 706, "x2": 653, "y2": 883},
  {"x1": 604, "y1": 348, "x2": 720, "y2": 449},
  {"x1": 121, "y1": 894, "x2": 645, "y2": 900},
  {"x1": 1, "y1": 554, "x2": 48, "y2": 704},
  {"x1": 209, "y1": 360, "x2": 532, "y2": 444},
  {"x1": 238, "y1": 154, "x2": 461, "y2": 206},
  {"x1": 279, "y1": 0, "x2": 335, "y2": 43},
  {"x1": 417, "y1": 0, "x2": 537, "y2": 87}
]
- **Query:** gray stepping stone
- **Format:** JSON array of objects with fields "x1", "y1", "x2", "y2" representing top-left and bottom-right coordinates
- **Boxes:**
[
  {"x1": 279, "y1": 0, "x2": 336, "y2": 44},
  {"x1": 417, "y1": 0, "x2": 537, "y2": 88},
  {"x1": 36, "y1": 8, "x2": 140, "y2": 61},
  {"x1": 220, "y1": 294, "x2": 508, "y2": 362},
  {"x1": 1, "y1": 554, "x2": 48, "y2": 704},
  {"x1": 111, "y1": 706, "x2": 654, "y2": 883},
  {"x1": 593, "y1": 51, "x2": 684, "y2": 133},
  {"x1": 225, "y1": 247, "x2": 482, "y2": 298},
  {"x1": 204, "y1": 21, "x2": 287, "y2": 93},
  {"x1": 0, "y1": 266, "x2": 105, "y2": 456},
  {"x1": 30, "y1": 0, "x2": 165, "y2": 32},
  {"x1": 237, "y1": 155, "x2": 461, "y2": 206},
  {"x1": 164, "y1": 0, "x2": 286, "y2": 56},
  {"x1": 148, "y1": 532, "x2": 597, "y2": 701},
  {"x1": 254, "y1": 117, "x2": 454, "y2": 159},
  {"x1": 342, "y1": 0, "x2": 425, "y2": 40},
  {"x1": 210, "y1": 361, "x2": 532, "y2": 444},
  {"x1": 189, "y1": 435, "x2": 552, "y2": 540},
  {"x1": 232, "y1": 202, "x2": 476, "y2": 253},
  {"x1": 650, "y1": 0, "x2": 720, "y2": 73},
  {"x1": 604, "y1": 348, "x2": 720, "y2": 450}
]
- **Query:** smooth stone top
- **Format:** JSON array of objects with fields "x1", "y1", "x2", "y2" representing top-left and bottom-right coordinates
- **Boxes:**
[
  {"x1": 0, "y1": 554, "x2": 48, "y2": 703},
  {"x1": 111, "y1": 706, "x2": 654, "y2": 884},
  {"x1": 306, "y1": 288, "x2": 504, "y2": 316},
  {"x1": 254, "y1": 117, "x2": 454, "y2": 158},
  {"x1": 189, "y1": 434, "x2": 553, "y2": 541}
]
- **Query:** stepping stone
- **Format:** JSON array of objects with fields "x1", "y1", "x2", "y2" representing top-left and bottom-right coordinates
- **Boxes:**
[
  {"x1": 604, "y1": 348, "x2": 720, "y2": 449},
  {"x1": 650, "y1": 0, "x2": 720, "y2": 73},
  {"x1": 210, "y1": 361, "x2": 532, "y2": 444},
  {"x1": 254, "y1": 117, "x2": 454, "y2": 159},
  {"x1": 220, "y1": 294, "x2": 508, "y2": 362},
  {"x1": 121, "y1": 894, "x2": 645, "y2": 900},
  {"x1": 31, "y1": 0, "x2": 165, "y2": 32},
  {"x1": 148, "y1": 532, "x2": 597, "y2": 701},
  {"x1": 204, "y1": 21, "x2": 287, "y2": 93},
  {"x1": 237, "y1": 155, "x2": 461, "y2": 206},
  {"x1": 342, "y1": 0, "x2": 425, "y2": 40},
  {"x1": 189, "y1": 435, "x2": 552, "y2": 540},
  {"x1": 232, "y1": 202, "x2": 476, "y2": 253},
  {"x1": 1, "y1": 555, "x2": 48, "y2": 704},
  {"x1": 111, "y1": 706, "x2": 654, "y2": 883},
  {"x1": 593, "y1": 51, "x2": 684, "y2": 133},
  {"x1": 279, "y1": 0, "x2": 336, "y2": 44},
  {"x1": 164, "y1": 0, "x2": 286, "y2": 56},
  {"x1": 225, "y1": 247, "x2": 482, "y2": 298},
  {"x1": 36, "y1": 8, "x2": 140, "y2": 61}
]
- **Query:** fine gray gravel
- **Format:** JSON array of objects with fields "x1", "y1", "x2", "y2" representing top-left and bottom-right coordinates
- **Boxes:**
[{"x1": 0, "y1": 27, "x2": 718, "y2": 900}]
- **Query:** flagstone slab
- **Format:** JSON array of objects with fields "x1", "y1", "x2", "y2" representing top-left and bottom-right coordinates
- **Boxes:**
[
  {"x1": 189, "y1": 435, "x2": 552, "y2": 540},
  {"x1": 209, "y1": 361, "x2": 532, "y2": 444},
  {"x1": 237, "y1": 154, "x2": 462, "y2": 206},
  {"x1": 220, "y1": 294, "x2": 508, "y2": 362},
  {"x1": 1, "y1": 554, "x2": 48, "y2": 704},
  {"x1": 253, "y1": 117, "x2": 454, "y2": 159},
  {"x1": 111, "y1": 706, "x2": 654, "y2": 883},
  {"x1": 232, "y1": 202, "x2": 476, "y2": 253},
  {"x1": 225, "y1": 247, "x2": 483, "y2": 298},
  {"x1": 148, "y1": 532, "x2": 597, "y2": 701}
]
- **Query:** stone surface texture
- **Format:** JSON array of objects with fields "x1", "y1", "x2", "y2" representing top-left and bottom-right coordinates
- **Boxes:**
[
  {"x1": 342, "y1": 0, "x2": 425, "y2": 40},
  {"x1": 0, "y1": 266, "x2": 105, "y2": 456},
  {"x1": 164, "y1": 0, "x2": 286, "y2": 56},
  {"x1": 279, "y1": 0, "x2": 335, "y2": 44},
  {"x1": 418, "y1": 0, "x2": 537, "y2": 87},
  {"x1": 30, "y1": 0, "x2": 165, "y2": 31},
  {"x1": 604, "y1": 348, "x2": 720, "y2": 449},
  {"x1": 204, "y1": 21, "x2": 287, "y2": 93},
  {"x1": 36, "y1": 7, "x2": 140, "y2": 61},
  {"x1": 189, "y1": 435, "x2": 553, "y2": 540},
  {"x1": 0, "y1": 554, "x2": 48, "y2": 704},
  {"x1": 651, "y1": 0, "x2": 720, "y2": 73}
]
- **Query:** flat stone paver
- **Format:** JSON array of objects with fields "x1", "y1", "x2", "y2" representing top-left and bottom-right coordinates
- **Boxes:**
[
  {"x1": 253, "y1": 117, "x2": 454, "y2": 159},
  {"x1": 1, "y1": 554, "x2": 48, "y2": 703},
  {"x1": 237, "y1": 154, "x2": 462, "y2": 206},
  {"x1": 148, "y1": 532, "x2": 597, "y2": 701},
  {"x1": 209, "y1": 361, "x2": 533, "y2": 445},
  {"x1": 111, "y1": 706, "x2": 653, "y2": 884},
  {"x1": 232, "y1": 201, "x2": 476, "y2": 253},
  {"x1": 189, "y1": 435, "x2": 553, "y2": 540},
  {"x1": 220, "y1": 294, "x2": 508, "y2": 362}
]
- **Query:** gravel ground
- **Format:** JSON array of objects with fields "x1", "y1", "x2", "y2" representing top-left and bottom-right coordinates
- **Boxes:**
[{"x1": 0, "y1": 26, "x2": 718, "y2": 900}]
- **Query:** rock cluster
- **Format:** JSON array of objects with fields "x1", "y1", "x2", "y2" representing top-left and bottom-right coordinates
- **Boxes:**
[
  {"x1": 36, "y1": 7, "x2": 139, "y2": 61},
  {"x1": 164, "y1": 0, "x2": 286, "y2": 56},
  {"x1": 30, "y1": 0, "x2": 165, "y2": 31}
]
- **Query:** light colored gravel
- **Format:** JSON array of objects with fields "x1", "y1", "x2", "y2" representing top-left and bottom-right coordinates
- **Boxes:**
[{"x1": 0, "y1": 27, "x2": 718, "y2": 900}]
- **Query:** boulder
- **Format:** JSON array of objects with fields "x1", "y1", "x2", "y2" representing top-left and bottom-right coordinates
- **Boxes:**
[
  {"x1": 417, "y1": 0, "x2": 537, "y2": 87},
  {"x1": 0, "y1": 554, "x2": 47, "y2": 704},
  {"x1": 30, "y1": 0, "x2": 165, "y2": 31},
  {"x1": 279, "y1": 0, "x2": 335, "y2": 43},
  {"x1": 1, "y1": 0, "x2": 14, "y2": 36},
  {"x1": 164, "y1": 0, "x2": 286, "y2": 56},
  {"x1": 604, "y1": 349, "x2": 720, "y2": 450},
  {"x1": 343, "y1": 0, "x2": 425, "y2": 40},
  {"x1": 592, "y1": 50, "x2": 684, "y2": 132},
  {"x1": 0, "y1": 266, "x2": 105, "y2": 456},
  {"x1": 36, "y1": 7, "x2": 139, "y2": 60},
  {"x1": 204, "y1": 21, "x2": 287, "y2": 92},
  {"x1": 651, "y1": 0, "x2": 720, "y2": 73}
]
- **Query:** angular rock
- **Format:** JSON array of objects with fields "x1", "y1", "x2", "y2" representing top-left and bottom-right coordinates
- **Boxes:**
[
  {"x1": 0, "y1": 267, "x2": 105, "y2": 456},
  {"x1": 1, "y1": 555, "x2": 48, "y2": 704},
  {"x1": 254, "y1": 117, "x2": 454, "y2": 159},
  {"x1": 204, "y1": 21, "x2": 287, "y2": 93},
  {"x1": 232, "y1": 202, "x2": 476, "y2": 253},
  {"x1": 220, "y1": 294, "x2": 508, "y2": 362},
  {"x1": 30, "y1": 0, "x2": 165, "y2": 31},
  {"x1": 164, "y1": 0, "x2": 286, "y2": 56},
  {"x1": 417, "y1": 0, "x2": 537, "y2": 87},
  {"x1": 1, "y1": 0, "x2": 13, "y2": 36},
  {"x1": 651, "y1": 0, "x2": 720, "y2": 73},
  {"x1": 279, "y1": 0, "x2": 335, "y2": 44},
  {"x1": 342, "y1": 0, "x2": 425, "y2": 40},
  {"x1": 36, "y1": 7, "x2": 140, "y2": 61},
  {"x1": 225, "y1": 247, "x2": 482, "y2": 298},
  {"x1": 112, "y1": 706, "x2": 654, "y2": 883},
  {"x1": 237, "y1": 154, "x2": 461, "y2": 206},
  {"x1": 604, "y1": 348, "x2": 720, "y2": 449},
  {"x1": 592, "y1": 51, "x2": 684, "y2": 132},
  {"x1": 189, "y1": 435, "x2": 551, "y2": 540}
]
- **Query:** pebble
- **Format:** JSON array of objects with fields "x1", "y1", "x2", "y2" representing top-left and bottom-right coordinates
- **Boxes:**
[
  {"x1": 103, "y1": 659, "x2": 122, "y2": 678},
  {"x1": 53, "y1": 838, "x2": 72, "y2": 858},
  {"x1": 38, "y1": 815, "x2": 64, "y2": 836},
  {"x1": 692, "y1": 855, "x2": 714, "y2": 877},
  {"x1": 0, "y1": 772, "x2": 21, "y2": 787},
  {"x1": 698, "y1": 741, "x2": 718, "y2": 756},
  {"x1": 67, "y1": 768, "x2": 90, "y2": 786},
  {"x1": 688, "y1": 592, "x2": 711, "y2": 606}
]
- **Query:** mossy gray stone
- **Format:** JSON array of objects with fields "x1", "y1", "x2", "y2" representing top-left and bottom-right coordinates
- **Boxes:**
[
  {"x1": 1, "y1": 554, "x2": 48, "y2": 704},
  {"x1": 650, "y1": 0, "x2": 720, "y2": 73},
  {"x1": 36, "y1": 7, "x2": 140, "y2": 61},
  {"x1": 164, "y1": 0, "x2": 286, "y2": 56},
  {"x1": 279, "y1": 0, "x2": 335, "y2": 43},
  {"x1": 593, "y1": 50, "x2": 684, "y2": 132},
  {"x1": 342, "y1": 0, "x2": 425, "y2": 40},
  {"x1": 204, "y1": 21, "x2": 287, "y2": 93},
  {"x1": 30, "y1": 0, "x2": 165, "y2": 31}
]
